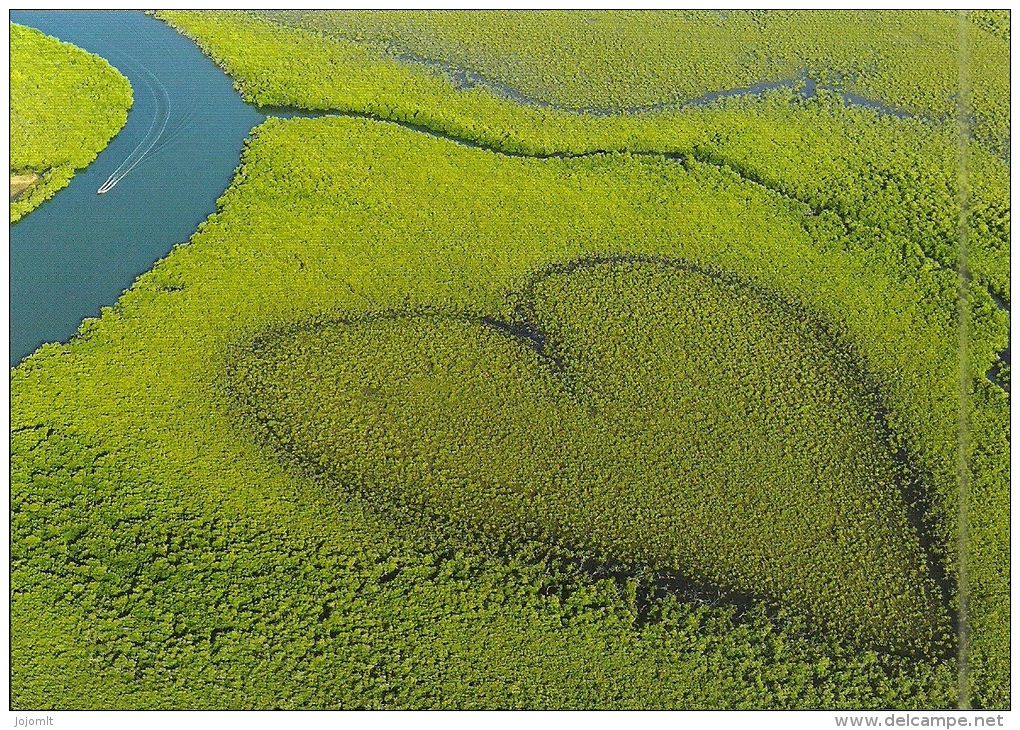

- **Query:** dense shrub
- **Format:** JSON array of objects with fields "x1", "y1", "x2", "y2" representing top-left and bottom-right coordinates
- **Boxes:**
[{"x1": 230, "y1": 260, "x2": 951, "y2": 656}]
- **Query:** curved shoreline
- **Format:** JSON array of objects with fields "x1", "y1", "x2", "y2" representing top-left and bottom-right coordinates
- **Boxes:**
[
  {"x1": 392, "y1": 47, "x2": 918, "y2": 122},
  {"x1": 9, "y1": 11, "x2": 263, "y2": 366}
]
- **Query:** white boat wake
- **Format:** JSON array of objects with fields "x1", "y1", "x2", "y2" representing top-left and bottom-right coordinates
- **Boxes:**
[{"x1": 97, "y1": 61, "x2": 172, "y2": 195}]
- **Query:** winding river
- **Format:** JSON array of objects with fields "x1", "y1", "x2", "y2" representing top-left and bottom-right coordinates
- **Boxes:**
[
  {"x1": 10, "y1": 11, "x2": 1008, "y2": 379},
  {"x1": 10, "y1": 11, "x2": 262, "y2": 365}
]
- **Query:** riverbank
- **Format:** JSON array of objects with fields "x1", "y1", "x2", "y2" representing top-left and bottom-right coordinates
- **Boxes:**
[
  {"x1": 9, "y1": 22, "x2": 132, "y2": 223},
  {"x1": 10, "y1": 11, "x2": 1010, "y2": 709},
  {"x1": 9, "y1": 172, "x2": 40, "y2": 199}
]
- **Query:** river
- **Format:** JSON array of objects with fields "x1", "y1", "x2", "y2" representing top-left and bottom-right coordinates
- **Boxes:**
[{"x1": 9, "y1": 11, "x2": 263, "y2": 365}]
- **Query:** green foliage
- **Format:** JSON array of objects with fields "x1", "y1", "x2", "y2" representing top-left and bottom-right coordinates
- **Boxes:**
[
  {"x1": 9, "y1": 22, "x2": 132, "y2": 222},
  {"x1": 11, "y1": 11, "x2": 1010, "y2": 709},
  {"x1": 967, "y1": 11, "x2": 1010, "y2": 43},
  {"x1": 11, "y1": 427, "x2": 956, "y2": 710},
  {"x1": 156, "y1": 10, "x2": 1011, "y2": 305},
  {"x1": 230, "y1": 261, "x2": 950, "y2": 656}
]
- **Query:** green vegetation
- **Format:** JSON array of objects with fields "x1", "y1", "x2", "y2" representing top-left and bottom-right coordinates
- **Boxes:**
[
  {"x1": 967, "y1": 10, "x2": 1010, "y2": 43},
  {"x1": 158, "y1": 10, "x2": 1010, "y2": 305},
  {"x1": 230, "y1": 260, "x2": 950, "y2": 656},
  {"x1": 9, "y1": 22, "x2": 132, "y2": 222},
  {"x1": 11, "y1": 11, "x2": 1009, "y2": 709},
  {"x1": 170, "y1": 10, "x2": 1011, "y2": 157}
]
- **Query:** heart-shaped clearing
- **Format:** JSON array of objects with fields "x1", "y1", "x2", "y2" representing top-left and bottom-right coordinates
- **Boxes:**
[{"x1": 228, "y1": 258, "x2": 950, "y2": 656}]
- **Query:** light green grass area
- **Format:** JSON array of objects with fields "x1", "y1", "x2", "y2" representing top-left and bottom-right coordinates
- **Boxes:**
[
  {"x1": 188, "y1": 10, "x2": 1012, "y2": 157},
  {"x1": 158, "y1": 10, "x2": 1010, "y2": 305},
  {"x1": 11, "y1": 11, "x2": 1010, "y2": 709},
  {"x1": 9, "y1": 22, "x2": 132, "y2": 222}
]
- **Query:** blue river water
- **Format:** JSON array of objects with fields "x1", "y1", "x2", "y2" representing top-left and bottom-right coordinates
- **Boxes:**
[{"x1": 10, "y1": 11, "x2": 263, "y2": 365}]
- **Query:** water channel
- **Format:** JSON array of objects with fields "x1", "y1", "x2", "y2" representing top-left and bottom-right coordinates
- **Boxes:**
[{"x1": 10, "y1": 11, "x2": 262, "y2": 365}]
